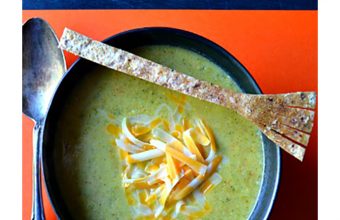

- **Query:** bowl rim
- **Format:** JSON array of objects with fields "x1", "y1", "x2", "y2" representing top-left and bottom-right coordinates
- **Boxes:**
[{"x1": 42, "y1": 26, "x2": 281, "y2": 219}]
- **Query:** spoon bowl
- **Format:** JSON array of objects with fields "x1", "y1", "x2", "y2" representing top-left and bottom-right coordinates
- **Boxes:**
[{"x1": 23, "y1": 17, "x2": 66, "y2": 123}]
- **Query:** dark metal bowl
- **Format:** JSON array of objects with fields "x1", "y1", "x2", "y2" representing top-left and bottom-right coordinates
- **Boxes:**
[{"x1": 42, "y1": 27, "x2": 280, "y2": 219}]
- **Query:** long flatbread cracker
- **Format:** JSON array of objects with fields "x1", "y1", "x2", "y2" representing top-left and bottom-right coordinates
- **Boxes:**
[{"x1": 59, "y1": 28, "x2": 316, "y2": 161}]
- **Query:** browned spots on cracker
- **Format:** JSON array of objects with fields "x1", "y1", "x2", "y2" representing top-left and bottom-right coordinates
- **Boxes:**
[
  {"x1": 271, "y1": 124, "x2": 310, "y2": 146},
  {"x1": 262, "y1": 127, "x2": 306, "y2": 161}
]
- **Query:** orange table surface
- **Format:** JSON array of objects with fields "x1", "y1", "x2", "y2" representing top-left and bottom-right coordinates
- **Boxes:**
[{"x1": 22, "y1": 10, "x2": 317, "y2": 220}]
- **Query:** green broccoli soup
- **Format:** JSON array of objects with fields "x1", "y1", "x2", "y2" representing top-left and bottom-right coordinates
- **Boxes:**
[{"x1": 54, "y1": 45, "x2": 264, "y2": 220}]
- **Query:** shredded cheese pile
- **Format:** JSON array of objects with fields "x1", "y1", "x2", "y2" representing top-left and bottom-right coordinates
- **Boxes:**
[{"x1": 109, "y1": 105, "x2": 223, "y2": 219}]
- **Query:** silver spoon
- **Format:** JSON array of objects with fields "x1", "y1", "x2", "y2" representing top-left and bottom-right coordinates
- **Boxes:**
[{"x1": 23, "y1": 18, "x2": 66, "y2": 220}]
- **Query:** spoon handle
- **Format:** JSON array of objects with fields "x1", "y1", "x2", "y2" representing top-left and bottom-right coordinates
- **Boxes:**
[{"x1": 31, "y1": 124, "x2": 45, "y2": 220}]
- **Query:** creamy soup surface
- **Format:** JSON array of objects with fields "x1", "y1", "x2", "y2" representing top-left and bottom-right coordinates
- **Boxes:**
[{"x1": 54, "y1": 45, "x2": 264, "y2": 219}]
